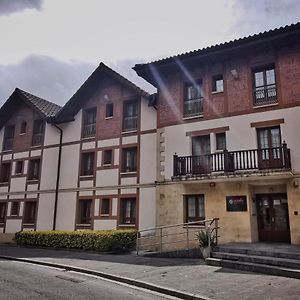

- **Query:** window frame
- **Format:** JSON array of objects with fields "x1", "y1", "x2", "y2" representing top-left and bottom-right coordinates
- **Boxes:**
[
  {"x1": 82, "y1": 107, "x2": 97, "y2": 138},
  {"x1": 20, "y1": 121, "x2": 27, "y2": 135},
  {"x1": 11, "y1": 201, "x2": 20, "y2": 216},
  {"x1": 3, "y1": 125, "x2": 15, "y2": 151},
  {"x1": 105, "y1": 103, "x2": 114, "y2": 119},
  {"x1": 0, "y1": 162, "x2": 11, "y2": 183},
  {"x1": 212, "y1": 74, "x2": 224, "y2": 93},
  {"x1": 215, "y1": 132, "x2": 226, "y2": 151},
  {"x1": 103, "y1": 149, "x2": 113, "y2": 166},
  {"x1": 27, "y1": 159, "x2": 40, "y2": 181},
  {"x1": 119, "y1": 197, "x2": 136, "y2": 226},
  {"x1": 100, "y1": 198, "x2": 111, "y2": 216},
  {"x1": 77, "y1": 198, "x2": 93, "y2": 225},
  {"x1": 184, "y1": 195, "x2": 205, "y2": 223},
  {"x1": 23, "y1": 201, "x2": 37, "y2": 225},
  {"x1": 183, "y1": 80, "x2": 204, "y2": 118},
  {"x1": 15, "y1": 160, "x2": 24, "y2": 175},
  {"x1": 122, "y1": 147, "x2": 137, "y2": 173},
  {"x1": 122, "y1": 99, "x2": 139, "y2": 132},
  {"x1": 0, "y1": 202, "x2": 7, "y2": 224},
  {"x1": 80, "y1": 152, "x2": 95, "y2": 176},
  {"x1": 32, "y1": 119, "x2": 45, "y2": 146}
]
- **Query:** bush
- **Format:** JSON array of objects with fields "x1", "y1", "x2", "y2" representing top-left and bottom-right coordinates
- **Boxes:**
[{"x1": 14, "y1": 230, "x2": 137, "y2": 252}]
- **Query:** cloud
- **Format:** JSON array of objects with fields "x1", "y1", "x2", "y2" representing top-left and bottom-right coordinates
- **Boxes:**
[
  {"x1": 0, "y1": 55, "x2": 156, "y2": 107},
  {"x1": 228, "y1": 0, "x2": 300, "y2": 37},
  {"x1": 0, "y1": 0, "x2": 43, "y2": 16}
]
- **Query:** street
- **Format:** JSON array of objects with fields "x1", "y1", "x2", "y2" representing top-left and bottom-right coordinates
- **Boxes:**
[{"x1": 0, "y1": 259, "x2": 176, "y2": 300}]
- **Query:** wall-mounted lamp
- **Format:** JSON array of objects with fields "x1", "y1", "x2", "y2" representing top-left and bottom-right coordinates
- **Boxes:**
[
  {"x1": 293, "y1": 180, "x2": 299, "y2": 188},
  {"x1": 230, "y1": 69, "x2": 239, "y2": 79},
  {"x1": 209, "y1": 182, "x2": 216, "y2": 188}
]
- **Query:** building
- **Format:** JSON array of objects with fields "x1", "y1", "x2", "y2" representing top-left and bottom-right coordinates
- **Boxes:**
[
  {"x1": 0, "y1": 23, "x2": 300, "y2": 246},
  {"x1": 134, "y1": 23, "x2": 300, "y2": 245}
]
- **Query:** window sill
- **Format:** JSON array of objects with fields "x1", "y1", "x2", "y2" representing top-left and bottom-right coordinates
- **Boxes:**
[
  {"x1": 253, "y1": 102, "x2": 279, "y2": 109},
  {"x1": 100, "y1": 214, "x2": 110, "y2": 217},
  {"x1": 27, "y1": 179, "x2": 39, "y2": 183},
  {"x1": 105, "y1": 116, "x2": 113, "y2": 120},
  {"x1": 23, "y1": 223, "x2": 35, "y2": 227},
  {"x1": 2, "y1": 150, "x2": 13, "y2": 153},
  {"x1": 183, "y1": 115, "x2": 204, "y2": 120},
  {"x1": 80, "y1": 175, "x2": 94, "y2": 180},
  {"x1": 122, "y1": 130, "x2": 138, "y2": 135},
  {"x1": 76, "y1": 223, "x2": 92, "y2": 227},
  {"x1": 19, "y1": 133, "x2": 26, "y2": 136},
  {"x1": 103, "y1": 164, "x2": 112, "y2": 167},
  {"x1": 119, "y1": 224, "x2": 136, "y2": 227},
  {"x1": 212, "y1": 90, "x2": 224, "y2": 95},
  {"x1": 120, "y1": 171, "x2": 137, "y2": 175}
]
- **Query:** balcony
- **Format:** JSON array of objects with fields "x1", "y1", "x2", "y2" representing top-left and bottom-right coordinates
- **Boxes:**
[
  {"x1": 184, "y1": 98, "x2": 203, "y2": 118},
  {"x1": 253, "y1": 84, "x2": 277, "y2": 106},
  {"x1": 173, "y1": 143, "x2": 291, "y2": 178},
  {"x1": 82, "y1": 123, "x2": 96, "y2": 138}
]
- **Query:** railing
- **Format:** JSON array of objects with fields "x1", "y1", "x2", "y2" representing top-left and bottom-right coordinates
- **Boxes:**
[
  {"x1": 82, "y1": 123, "x2": 96, "y2": 138},
  {"x1": 123, "y1": 115, "x2": 138, "y2": 132},
  {"x1": 254, "y1": 84, "x2": 277, "y2": 106},
  {"x1": 31, "y1": 133, "x2": 43, "y2": 146},
  {"x1": 184, "y1": 98, "x2": 203, "y2": 117},
  {"x1": 173, "y1": 143, "x2": 291, "y2": 177},
  {"x1": 2, "y1": 138, "x2": 13, "y2": 151},
  {"x1": 136, "y1": 218, "x2": 219, "y2": 255}
]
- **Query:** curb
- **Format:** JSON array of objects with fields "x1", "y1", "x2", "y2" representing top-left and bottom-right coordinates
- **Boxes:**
[{"x1": 0, "y1": 255, "x2": 212, "y2": 300}]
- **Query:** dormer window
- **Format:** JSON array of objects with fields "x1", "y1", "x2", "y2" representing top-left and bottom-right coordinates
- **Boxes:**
[
  {"x1": 184, "y1": 82, "x2": 203, "y2": 117},
  {"x1": 20, "y1": 121, "x2": 27, "y2": 134},
  {"x1": 82, "y1": 108, "x2": 96, "y2": 138}
]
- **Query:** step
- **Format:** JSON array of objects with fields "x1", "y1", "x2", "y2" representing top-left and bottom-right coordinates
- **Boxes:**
[
  {"x1": 214, "y1": 246, "x2": 300, "y2": 260},
  {"x1": 212, "y1": 252, "x2": 300, "y2": 269},
  {"x1": 206, "y1": 257, "x2": 300, "y2": 279}
]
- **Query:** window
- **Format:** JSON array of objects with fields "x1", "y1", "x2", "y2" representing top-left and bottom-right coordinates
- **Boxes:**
[
  {"x1": 216, "y1": 132, "x2": 226, "y2": 151},
  {"x1": 100, "y1": 198, "x2": 110, "y2": 215},
  {"x1": 105, "y1": 103, "x2": 114, "y2": 118},
  {"x1": 184, "y1": 195, "x2": 205, "y2": 223},
  {"x1": 122, "y1": 147, "x2": 137, "y2": 172},
  {"x1": 15, "y1": 161, "x2": 23, "y2": 175},
  {"x1": 20, "y1": 121, "x2": 27, "y2": 134},
  {"x1": 32, "y1": 119, "x2": 44, "y2": 146},
  {"x1": 81, "y1": 152, "x2": 94, "y2": 176},
  {"x1": 11, "y1": 201, "x2": 19, "y2": 216},
  {"x1": 253, "y1": 65, "x2": 277, "y2": 106},
  {"x1": 212, "y1": 75, "x2": 224, "y2": 93},
  {"x1": 77, "y1": 199, "x2": 92, "y2": 225},
  {"x1": 0, "y1": 163, "x2": 11, "y2": 183},
  {"x1": 82, "y1": 108, "x2": 96, "y2": 138},
  {"x1": 0, "y1": 202, "x2": 7, "y2": 224},
  {"x1": 28, "y1": 159, "x2": 40, "y2": 181},
  {"x1": 184, "y1": 82, "x2": 203, "y2": 117},
  {"x1": 23, "y1": 201, "x2": 37, "y2": 224},
  {"x1": 103, "y1": 149, "x2": 113, "y2": 165},
  {"x1": 3, "y1": 125, "x2": 14, "y2": 151},
  {"x1": 123, "y1": 100, "x2": 138, "y2": 132},
  {"x1": 120, "y1": 198, "x2": 136, "y2": 225}
]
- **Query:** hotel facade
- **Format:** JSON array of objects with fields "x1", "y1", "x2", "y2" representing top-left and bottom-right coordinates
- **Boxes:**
[{"x1": 1, "y1": 24, "x2": 300, "y2": 246}]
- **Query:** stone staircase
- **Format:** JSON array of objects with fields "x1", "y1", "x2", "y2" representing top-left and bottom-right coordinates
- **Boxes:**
[{"x1": 206, "y1": 244, "x2": 300, "y2": 279}]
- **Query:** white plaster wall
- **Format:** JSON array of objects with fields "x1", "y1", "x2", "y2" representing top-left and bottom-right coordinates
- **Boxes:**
[
  {"x1": 140, "y1": 133, "x2": 156, "y2": 184},
  {"x1": 94, "y1": 219, "x2": 117, "y2": 230},
  {"x1": 114, "y1": 149, "x2": 119, "y2": 165},
  {"x1": 61, "y1": 110, "x2": 82, "y2": 143},
  {"x1": 6, "y1": 202, "x2": 11, "y2": 216},
  {"x1": 56, "y1": 192, "x2": 77, "y2": 230},
  {"x1": 97, "y1": 151, "x2": 102, "y2": 167},
  {"x1": 139, "y1": 187, "x2": 156, "y2": 230},
  {"x1": 79, "y1": 190, "x2": 93, "y2": 196},
  {"x1": 2, "y1": 154, "x2": 12, "y2": 161},
  {"x1": 30, "y1": 149, "x2": 41, "y2": 157},
  {"x1": 112, "y1": 198, "x2": 118, "y2": 216},
  {"x1": 79, "y1": 180, "x2": 93, "y2": 188},
  {"x1": 14, "y1": 151, "x2": 29, "y2": 159},
  {"x1": 164, "y1": 107, "x2": 300, "y2": 179},
  {"x1": 10, "y1": 177, "x2": 26, "y2": 192},
  {"x1": 27, "y1": 184, "x2": 38, "y2": 191},
  {"x1": 122, "y1": 135, "x2": 137, "y2": 144},
  {"x1": 36, "y1": 193, "x2": 55, "y2": 230},
  {"x1": 59, "y1": 144, "x2": 80, "y2": 189},
  {"x1": 44, "y1": 124, "x2": 60, "y2": 146},
  {"x1": 40, "y1": 148, "x2": 59, "y2": 190},
  {"x1": 121, "y1": 188, "x2": 137, "y2": 194},
  {"x1": 98, "y1": 138, "x2": 119, "y2": 148},
  {"x1": 120, "y1": 177, "x2": 137, "y2": 185},
  {"x1": 5, "y1": 219, "x2": 22, "y2": 233},
  {"x1": 23, "y1": 160, "x2": 28, "y2": 174},
  {"x1": 94, "y1": 199, "x2": 100, "y2": 216},
  {"x1": 140, "y1": 97, "x2": 157, "y2": 131},
  {"x1": 96, "y1": 189, "x2": 118, "y2": 196},
  {"x1": 82, "y1": 141, "x2": 96, "y2": 150},
  {"x1": 96, "y1": 169, "x2": 118, "y2": 187}
]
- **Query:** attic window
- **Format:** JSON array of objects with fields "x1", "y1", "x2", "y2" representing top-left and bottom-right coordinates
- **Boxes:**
[
  {"x1": 20, "y1": 122, "x2": 27, "y2": 134},
  {"x1": 105, "y1": 103, "x2": 114, "y2": 118}
]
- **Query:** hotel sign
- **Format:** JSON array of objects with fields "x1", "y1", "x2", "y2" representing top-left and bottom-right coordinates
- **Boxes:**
[{"x1": 226, "y1": 196, "x2": 247, "y2": 212}]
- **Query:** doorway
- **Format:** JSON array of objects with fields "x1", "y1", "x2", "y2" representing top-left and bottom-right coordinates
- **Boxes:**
[{"x1": 256, "y1": 193, "x2": 290, "y2": 243}]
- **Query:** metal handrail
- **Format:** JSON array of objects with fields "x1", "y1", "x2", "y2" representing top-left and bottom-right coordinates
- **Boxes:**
[{"x1": 136, "y1": 218, "x2": 219, "y2": 255}]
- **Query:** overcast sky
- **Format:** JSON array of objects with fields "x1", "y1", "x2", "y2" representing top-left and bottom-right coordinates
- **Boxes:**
[{"x1": 0, "y1": 0, "x2": 299, "y2": 106}]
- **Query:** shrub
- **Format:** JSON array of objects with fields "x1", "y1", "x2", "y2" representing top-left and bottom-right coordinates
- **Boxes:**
[
  {"x1": 14, "y1": 230, "x2": 137, "y2": 252},
  {"x1": 195, "y1": 229, "x2": 216, "y2": 248}
]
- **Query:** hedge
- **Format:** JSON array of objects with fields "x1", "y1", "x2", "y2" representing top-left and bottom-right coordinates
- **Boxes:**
[{"x1": 14, "y1": 230, "x2": 137, "y2": 252}]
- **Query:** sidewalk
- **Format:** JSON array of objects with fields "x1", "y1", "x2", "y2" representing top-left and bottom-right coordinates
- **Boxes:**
[{"x1": 0, "y1": 245, "x2": 299, "y2": 300}]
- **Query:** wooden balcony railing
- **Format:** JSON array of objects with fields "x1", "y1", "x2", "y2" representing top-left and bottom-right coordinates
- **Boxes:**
[
  {"x1": 82, "y1": 123, "x2": 96, "y2": 138},
  {"x1": 31, "y1": 133, "x2": 43, "y2": 146},
  {"x1": 184, "y1": 97, "x2": 203, "y2": 117},
  {"x1": 173, "y1": 143, "x2": 291, "y2": 177},
  {"x1": 253, "y1": 84, "x2": 277, "y2": 106}
]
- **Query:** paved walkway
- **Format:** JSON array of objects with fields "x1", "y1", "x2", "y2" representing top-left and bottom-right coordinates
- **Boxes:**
[{"x1": 0, "y1": 245, "x2": 299, "y2": 300}]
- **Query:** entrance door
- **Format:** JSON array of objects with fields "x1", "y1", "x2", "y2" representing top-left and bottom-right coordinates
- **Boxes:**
[
  {"x1": 257, "y1": 127, "x2": 283, "y2": 169},
  {"x1": 256, "y1": 194, "x2": 290, "y2": 243},
  {"x1": 192, "y1": 135, "x2": 211, "y2": 174}
]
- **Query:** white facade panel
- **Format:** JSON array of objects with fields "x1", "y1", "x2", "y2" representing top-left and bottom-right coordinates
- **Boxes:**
[
  {"x1": 30, "y1": 149, "x2": 42, "y2": 157},
  {"x1": 5, "y1": 219, "x2": 22, "y2": 233},
  {"x1": 94, "y1": 219, "x2": 117, "y2": 230},
  {"x1": 44, "y1": 124, "x2": 60, "y2": 146},
  {"x1": 2, "y1": 154, "x2": 12, "y2": 161},
  {"x1": 10, "y1": 177, "x2": 26, "y2": 192},
  {"x1": 120, "y1": 177, "x2": 137, "y2": 185},
  {"x1": 139, "y1": 187, "x2": 156, "y2": 230},
  {"x1": 112, "y1": 198, "x2": 118, "y2": 216},
  {"x1": 140, "y1": 98, "x2": 157, "y2": 131},
  {"x1": 40, "y1": 148, "x2": 59, "y2": 190},
  {"x1": 61, "y1": 110, "x2": 82, "y2": 143},
  {"x1": 140, "y1": 133, "x2": 156, "y2": 184},
  {"x1": 96, "y1": 169, "x2": 118, "y2": 187},
  {"x1": 27, "y1": 184, "x2": 38, "y2": 191},
  {"x1": 98, "y1": 138, "x2": 119, "y2": 148},
  {"x1": 79, "y1": 180, "x2": 94, "y2": 188},
  {"x1": 14, "y1": 151, "x2": 29, "y2": 159},
  {"x1": 56, "y1": 192, "x2": 77, "y2": 230},
  {"x1": 82, "y1": 141, "x2": 96, "y2": 150},
  {"x1": 122, "y1": 135, "x2": 137, "y2": 145},
  {"x1": 36, "y1": 193, "x2": 55, "y2": 230}
]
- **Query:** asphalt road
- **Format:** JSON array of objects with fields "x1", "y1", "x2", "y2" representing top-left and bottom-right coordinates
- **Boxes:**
[{"x1": 0, "y1": 259, "x2": 177, "y2": 300}]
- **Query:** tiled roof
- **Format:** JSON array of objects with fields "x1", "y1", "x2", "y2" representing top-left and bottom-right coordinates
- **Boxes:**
[
  {"x1": 17, "y1": 88, "x2": 61, "y2": 117},
  {"x1": 134, "y1": 22, "x2": 300, "y2": 69}
]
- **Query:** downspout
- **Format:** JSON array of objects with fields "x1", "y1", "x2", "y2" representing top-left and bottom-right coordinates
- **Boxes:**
[{"x1": 52, "y1": 124, "x2": 63, "y2": 230}]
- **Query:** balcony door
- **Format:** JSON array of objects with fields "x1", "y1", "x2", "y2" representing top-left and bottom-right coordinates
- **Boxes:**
[
  {"x1": 192, "y1": 135, "x2": 211, "y2": 174},
  {"x1": 257, "y1": 126, "x2": 282, "y2": 169},
  {"x1": 256, "y1": 194, "x2": 290, "y2": 243}
]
